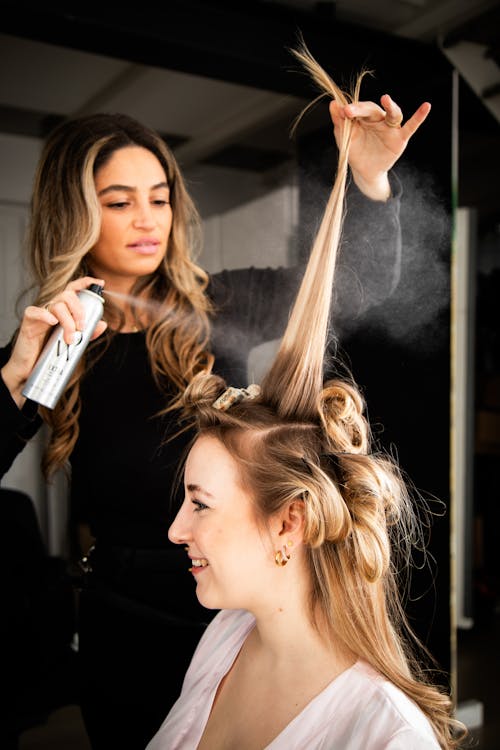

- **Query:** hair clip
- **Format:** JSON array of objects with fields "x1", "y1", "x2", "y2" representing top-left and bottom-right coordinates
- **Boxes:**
[{"x1": 212, "y1": 384, "x2": 261, "y2": 412}]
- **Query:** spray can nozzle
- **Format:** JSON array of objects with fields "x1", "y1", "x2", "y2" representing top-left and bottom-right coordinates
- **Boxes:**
[{"x1": 87, "y1": 283, "x2": 104, "y2": 297}]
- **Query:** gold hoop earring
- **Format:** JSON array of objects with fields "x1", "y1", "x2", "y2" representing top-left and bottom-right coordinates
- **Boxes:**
[{"x1": 275, "y1": 540, "x2": 293, "y2": 567}]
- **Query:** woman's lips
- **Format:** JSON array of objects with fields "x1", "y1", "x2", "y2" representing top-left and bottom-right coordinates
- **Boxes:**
[
  {"x1": 128, "y1": 240, "x2": 160, "y2": 255},
  {"x1": 189, "y1": 558, "x2": 209, "y2": 575}
]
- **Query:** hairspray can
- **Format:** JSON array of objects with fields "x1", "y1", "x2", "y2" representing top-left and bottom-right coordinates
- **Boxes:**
[{"x1": 22, "y1": 283, "x2": 105, "y2": 409}]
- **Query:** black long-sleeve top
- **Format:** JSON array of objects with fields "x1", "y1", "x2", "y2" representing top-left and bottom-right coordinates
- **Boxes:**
[{"x1": 0, "y1": 178, "x2": 401, "y2": 552}]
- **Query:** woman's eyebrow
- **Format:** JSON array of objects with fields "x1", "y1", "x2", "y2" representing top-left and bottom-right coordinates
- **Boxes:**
[
  {"x1": 98, "y1": 181, "x2": 169, "y2": 196},
  {"x1": 186, "y1": 483, "x2": 214, "y2": 498}
]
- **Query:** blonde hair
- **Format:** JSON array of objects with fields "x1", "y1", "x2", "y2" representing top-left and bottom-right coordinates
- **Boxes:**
[
  {"x1": 24, "y1": 113, "x2": 214, "y2": 476},
  {"x1": 180, "y1": 42, "x2": 464, "y2": 749}
]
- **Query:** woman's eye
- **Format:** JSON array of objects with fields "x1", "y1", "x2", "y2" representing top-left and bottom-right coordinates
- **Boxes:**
[
  {"x1": 192, "y1": 499, "x2": 209, "y2": 512},
  {"x1": 107, "y1": 201, "x2": 129, "y2": 209},
  {"x1": 152, "y1": 199, "x2": 170, "y2": 207}
]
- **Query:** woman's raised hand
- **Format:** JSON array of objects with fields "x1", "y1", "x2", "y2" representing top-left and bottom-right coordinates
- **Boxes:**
[
  {"x1": 1, "y1": 276, "x2": 107, "y2": 407},
  {"x1": 329, "y1": 94, "x2": 431, "y2": 200}
]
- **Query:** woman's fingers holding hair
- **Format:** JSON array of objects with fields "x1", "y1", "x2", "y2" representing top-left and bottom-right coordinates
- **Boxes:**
[
  {"x1": 332, "y1": 95, "x2": 430, "y2": 137},
  {"x1": 329, "y1": 100, "x2": 346, "y2": 124},
  {"x1": 329, "y1": 100, "x2": 386, "y2": 137},
  {"x1": 343, "y1": 100, "x2": 387, "y2": 123}
]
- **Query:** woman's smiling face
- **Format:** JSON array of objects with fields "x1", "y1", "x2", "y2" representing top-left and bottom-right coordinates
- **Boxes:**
[{"x1": 169, "y1": 435, "x2": 276, "y2": 611}]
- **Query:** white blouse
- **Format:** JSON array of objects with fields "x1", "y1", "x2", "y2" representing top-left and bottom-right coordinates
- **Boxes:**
[{"x1": 146, "y1": 609, "x2": 441, "y2": 750}]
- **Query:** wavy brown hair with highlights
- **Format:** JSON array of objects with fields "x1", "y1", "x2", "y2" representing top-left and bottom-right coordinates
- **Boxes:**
[
  {"x1": 24, "y1": 113, "x2": 213, "y2": 477},
  {"x1": 180, "y1": 42, "x2": 465, "y2": 749}
]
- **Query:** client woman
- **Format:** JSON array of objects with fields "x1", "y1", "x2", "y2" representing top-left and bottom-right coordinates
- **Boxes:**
[{"x1": 146, "y1": 45, "x2": 463, "y2": 750}]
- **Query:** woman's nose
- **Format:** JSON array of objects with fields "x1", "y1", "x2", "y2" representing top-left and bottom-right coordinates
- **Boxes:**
[
  {"x1": 133, "y1": 201, "x2": 156, "y2": 229},
  {"x1": 168, "y1": 504, "x2": 190, "y2": 545}
]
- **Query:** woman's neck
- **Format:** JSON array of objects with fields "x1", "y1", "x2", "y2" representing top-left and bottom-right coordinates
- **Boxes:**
[
  {"x1": 251, "y1": 604, "x2": 353, "y2": 677},
  {"x1": 246, "y1": 568, "x2": 355, "y2": 678}
]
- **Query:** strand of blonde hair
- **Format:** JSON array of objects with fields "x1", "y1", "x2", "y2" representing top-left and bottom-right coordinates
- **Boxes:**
[{"x1": 262, "y1": 43, "x2": 366, "y2": 420}]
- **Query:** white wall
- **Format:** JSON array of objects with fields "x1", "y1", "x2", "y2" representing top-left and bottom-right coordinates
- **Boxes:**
[
  {"x1": 200, "y1": 179, "x2": 298, "y2": 273},
  {"x1": 198, "y1": 175, "x2": 299, "y2": 381},
  {"x1": 0, "y1": 132, "x2": 41, "y2": 203}
]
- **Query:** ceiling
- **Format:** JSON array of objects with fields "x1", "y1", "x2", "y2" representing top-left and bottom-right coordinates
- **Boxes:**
[{"x1": 0, "y1": 0, "x2": 499, "y2": 215}]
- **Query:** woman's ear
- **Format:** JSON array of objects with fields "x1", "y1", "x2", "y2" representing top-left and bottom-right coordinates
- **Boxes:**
[{"x1": 277, "y1": 499, "x2": 306, "y2": 541}]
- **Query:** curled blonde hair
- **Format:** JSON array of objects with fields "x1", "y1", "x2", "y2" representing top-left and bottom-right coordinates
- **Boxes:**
[
  {"x1": 180, "y1": 42, "x2": 464, "y2": 749},
  {"x1": 24, "y1": 113, "x2": 213, "y2": 477}
]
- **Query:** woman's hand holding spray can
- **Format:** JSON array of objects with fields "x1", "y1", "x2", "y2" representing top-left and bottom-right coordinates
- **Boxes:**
[{"x1": 19, "y1": 280, "x2": 106, "y2": 409}]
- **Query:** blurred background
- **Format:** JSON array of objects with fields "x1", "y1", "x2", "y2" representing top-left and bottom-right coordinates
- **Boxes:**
[{"x1": 0, "y1": 1, "x2": 499, "y2": 747}]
